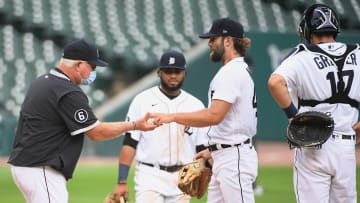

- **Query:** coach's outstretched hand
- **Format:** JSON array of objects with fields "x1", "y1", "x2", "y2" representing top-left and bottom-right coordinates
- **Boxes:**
[{"x1": 135, "y1": 112, "x2": 160, "y2": 131}]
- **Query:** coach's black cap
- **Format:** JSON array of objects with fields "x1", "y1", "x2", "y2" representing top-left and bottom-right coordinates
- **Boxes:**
[
  {"x1": 159, "y1": 50, "x2": 186, "y2": 69},
  {"x1": 199, "y1": 17, "x2": 244, "y2": 39},
  {"x1": 63, "y1": 39, "x2": 108, "y2": 67}
]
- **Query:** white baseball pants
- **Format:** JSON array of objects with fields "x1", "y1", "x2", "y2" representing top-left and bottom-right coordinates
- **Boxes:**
[
  {"x1": 11, "y1": 165, "x2": 68, "y2": 203},
  {"x1": 207, "y1": 144, "x2": 258, "y2": 203},
  {"x1": 293, "y1": 135, "x2": 357, "y2": 203},
  {"x1": 134, "y1": 163, "x2": 190, "y2": 203}
]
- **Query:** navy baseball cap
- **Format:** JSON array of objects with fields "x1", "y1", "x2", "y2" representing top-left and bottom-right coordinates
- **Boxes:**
[
  {"x1": 199, "y1": 17, "x2": 244, "y2": 39},
  {"x1": 62, "y1": 39, "x2": 109, "y2": 67},
  {"x1": 159, "y1": 50, "x2": 186, "y2": 69}
]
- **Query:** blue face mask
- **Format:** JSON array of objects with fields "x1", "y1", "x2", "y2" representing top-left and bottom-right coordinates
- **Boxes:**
[{"x1": 81, "y1": 71, "x2": 96, "y2": 85}]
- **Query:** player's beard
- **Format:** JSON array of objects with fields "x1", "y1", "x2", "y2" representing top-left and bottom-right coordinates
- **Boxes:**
[
  {"x1": 160, "y1": 79, "x2": 184, "y2": 92},
  {"x1": 210, "y1": 44, "x2": 225, "y2": 62}
]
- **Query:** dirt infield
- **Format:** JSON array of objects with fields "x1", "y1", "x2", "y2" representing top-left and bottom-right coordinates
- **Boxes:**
[
  {"x1": 76, "y1": 141, "x2": 296, "y2": 166},
  {"x1": 256, "y1": 142, "x2": 295, "y2": 166},
  {"x1": 257, "y1": 141, "x2": 360, "y2": 166},
  {"x1": 76, "y1": 141, "x2": 360, "y2": 166},
  {"x1": 2, "y1": 142, "x2": 359, "y2": 166}
]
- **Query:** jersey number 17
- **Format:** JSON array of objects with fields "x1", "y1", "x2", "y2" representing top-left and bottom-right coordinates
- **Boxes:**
[{"x1": 326, "y1": 70, "x2": 354, "y2": 95}]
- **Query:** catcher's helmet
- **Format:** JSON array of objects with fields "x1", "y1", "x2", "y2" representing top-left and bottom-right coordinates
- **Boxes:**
[{"x1": 299, "y1": 4, "x2": 340, "y2": 43}]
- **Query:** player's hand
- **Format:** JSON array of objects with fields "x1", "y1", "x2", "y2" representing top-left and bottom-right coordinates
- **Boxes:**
[
  {"x1": 135, "y1": 112, "x2": 159, "y2": 131},
  {"x1": 149, "y1": 113, "x2": 174, "y2": 125},
  {"x1": 194, "y1": 148, "x2": 212, "y2": 162},
  {"x1": 113, "y1": 183, "x2": 129, "y2": 202},
  {"x1": 352, "y1": 121, "x2": 360, "y2": 144}
]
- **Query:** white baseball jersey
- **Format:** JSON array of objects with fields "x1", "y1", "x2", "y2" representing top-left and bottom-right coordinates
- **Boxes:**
[
  {"x1": 127, "y1": 86, "x2": 208, "y2": 166},
  {"x1": 274, "y1": 42, "x2": 360, "y2": 203},
  {"x1": 207, "y1": 57, "x2": 257, "y2": 145},
  {"x1": 206, "y1": 57, "x2": 258, "y2": 203},
  {"x1": 275, "y1": 42, "x2": 360, "y2": 134}
]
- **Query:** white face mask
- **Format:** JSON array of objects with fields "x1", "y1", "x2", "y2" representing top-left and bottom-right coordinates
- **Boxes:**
[{"x1": 81, "y1": 71, "x2": 97, "y2": 85}]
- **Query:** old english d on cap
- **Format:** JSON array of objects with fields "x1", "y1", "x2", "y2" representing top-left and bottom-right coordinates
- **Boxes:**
[{"x1": 159, "y1": 50, "x2": 186, "y2": 69}]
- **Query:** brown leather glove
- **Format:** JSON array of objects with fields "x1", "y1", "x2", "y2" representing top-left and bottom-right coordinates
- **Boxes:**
[
  {"x1": 103, "y1": 192, "x2": 127, "y2": 203},
  {"x1": 178, "y1": 158, "x2": 212, "y2": 199}
]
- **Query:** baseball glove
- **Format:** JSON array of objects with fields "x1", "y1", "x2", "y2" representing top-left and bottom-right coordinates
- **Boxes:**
[
  {"x1": 178, "y1": 158, "x2": 212, "y2": 199},
  {"x1": 103, "y1": 192, "x2": 127, "y2": 203},
  {"x1": 287, "y1": 111, "x2": 334, "y2": 148}
]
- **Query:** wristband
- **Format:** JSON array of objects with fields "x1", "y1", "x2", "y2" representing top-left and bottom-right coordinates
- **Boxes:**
[
  {"x1": 118, "y1": 164, "x2": 130, "y2": 184},
  {"x1": 282, "y1": 102, "x2": 298, "y2": 118}
]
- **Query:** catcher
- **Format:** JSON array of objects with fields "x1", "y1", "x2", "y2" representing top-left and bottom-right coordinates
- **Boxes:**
[{"x1": 268, "y1": 3, "x2": 360, "y2": 203}]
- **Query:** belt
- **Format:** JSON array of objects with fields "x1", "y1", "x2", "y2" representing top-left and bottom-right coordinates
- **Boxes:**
[
  {"x1": 208, "y1": 138, "x2": 251, "y2": 152},
  {"x1": 139, "y1": 162, "x2": 183, "y2": 172},
  {"x1": 332, "y1": 134, "x2": 355, "y2": 140}
]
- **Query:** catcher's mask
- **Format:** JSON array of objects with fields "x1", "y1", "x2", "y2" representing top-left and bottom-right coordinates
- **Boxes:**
[{"x1": 299, "y1": 3, "x2": 340, "y2": 43}]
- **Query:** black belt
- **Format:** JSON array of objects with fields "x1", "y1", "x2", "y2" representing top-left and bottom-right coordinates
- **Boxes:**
[
  {"x1": 139, "y1": 162, "x2": 183, "y2": 172},
  {"x1": 208, "y1": 138, "x2": 251, "y2": 152},
  {"x1": 332, "y1": 134, "x2": 355, "y2": 140}
]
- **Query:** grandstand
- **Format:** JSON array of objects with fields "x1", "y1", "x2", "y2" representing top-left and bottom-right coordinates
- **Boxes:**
[{"x1": 0, "y1": 0, "x2": 359, "y2": 156}]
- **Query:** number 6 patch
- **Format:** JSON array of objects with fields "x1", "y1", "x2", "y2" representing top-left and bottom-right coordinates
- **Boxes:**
[{"x1": 74, "y1": 109, "x2": 88, "y2": 123}]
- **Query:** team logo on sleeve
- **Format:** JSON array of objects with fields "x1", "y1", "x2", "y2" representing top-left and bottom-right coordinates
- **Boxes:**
[{"x1": 74, "y1": 109, "x2": 88, "y2": 123}]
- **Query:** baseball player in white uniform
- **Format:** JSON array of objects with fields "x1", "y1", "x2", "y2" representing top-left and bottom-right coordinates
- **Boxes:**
[
  {"x1": 111, "y1": 50, "x2": 209, "y2": 203},
  {"x1": 151, "y1": 18, "x2": 258, "y2": 203},
  {"x1": 268, "y1": 4, "x2": 359, "y2": 203}
]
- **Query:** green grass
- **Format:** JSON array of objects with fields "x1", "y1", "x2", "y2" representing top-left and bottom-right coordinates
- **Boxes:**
[{"x1": 1, "y1": 165, "x2": 359, "y2": 203}]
